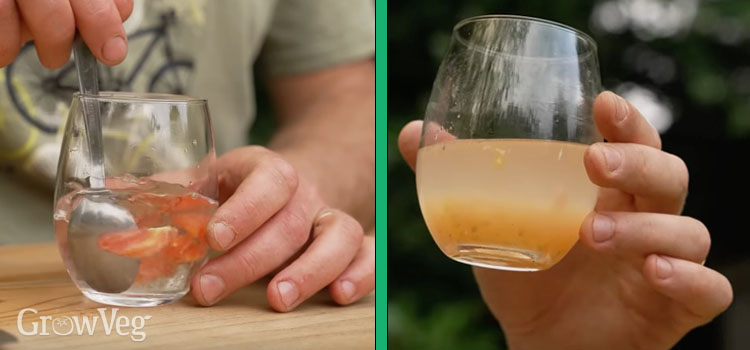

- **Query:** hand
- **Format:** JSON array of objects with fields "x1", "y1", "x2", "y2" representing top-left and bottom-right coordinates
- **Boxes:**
[
  {"x1": 190, "y1": 146, "x2": 374, "y2": 311},
  {"x1": 0, "y1": 0, "x2": 133, "y2": 68},
  {"x1": 398, "y1": 91, "x2": 733, "y2": 349}
]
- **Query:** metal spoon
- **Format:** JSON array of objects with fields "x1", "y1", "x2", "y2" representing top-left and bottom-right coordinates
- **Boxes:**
[{"x1": 67, "y1": 38, "x2": 140, "y2": 294}]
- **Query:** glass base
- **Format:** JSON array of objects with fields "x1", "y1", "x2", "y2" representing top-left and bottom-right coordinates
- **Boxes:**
[
  {"x1": 446, "y1": 244, "x2": 551, "y2": 271},
  {"x1": 82, "y1": 289, "x2": 188, "y2": 307}
]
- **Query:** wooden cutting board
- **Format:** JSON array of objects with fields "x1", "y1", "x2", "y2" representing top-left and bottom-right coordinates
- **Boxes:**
[{"x1": 0, "y1": 243, "x2": 374, "y2": 349}]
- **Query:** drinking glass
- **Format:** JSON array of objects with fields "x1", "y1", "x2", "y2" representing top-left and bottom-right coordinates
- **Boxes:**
[
  {"x1": 416, "y1": 15, "x2": 602, "y2": 271},
  {"x1": 54, "y1": 92, "x2": 218, "y2": 306}
]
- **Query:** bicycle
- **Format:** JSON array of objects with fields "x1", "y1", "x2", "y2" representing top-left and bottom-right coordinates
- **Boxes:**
[{"x1": 3, "y1": 10, "x2": 193, "y2": 134}]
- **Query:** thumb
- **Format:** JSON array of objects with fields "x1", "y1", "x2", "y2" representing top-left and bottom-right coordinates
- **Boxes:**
[
  {"x1": 397, "y1": 121, "x2": 423, "y2": 171},
  {"x1": 398, "y1": 120, "x2": 458, "y2": 171}
]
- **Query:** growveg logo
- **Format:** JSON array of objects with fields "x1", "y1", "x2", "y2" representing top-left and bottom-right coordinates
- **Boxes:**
[{"x1": 17, "y1": 308, "x2": 152, "y2": 341}]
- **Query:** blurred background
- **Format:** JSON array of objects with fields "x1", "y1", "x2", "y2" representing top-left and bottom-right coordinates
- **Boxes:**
[{"x1": 387, "y1": 0, "x2": 750, "y2": 349}]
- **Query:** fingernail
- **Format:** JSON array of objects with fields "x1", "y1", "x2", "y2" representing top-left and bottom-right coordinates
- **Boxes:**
[
  {"x1": 609, "y1": 92, "x2": 628, "y2": 122},
  {"x1": 340, "y1": 280, "x2": 356, "y2": 302},
  {"x1": 600, "y1": 146, "x2": 622, "y2": 172},
  {"x1": 211, "y1": 222, "x2": 236, "y2": 250},
  {"x1": 278, "y1": 280, "x2": 299, "y2": 308},
  {"x1": 102, "y1": 36, "x2": 127, "y2": 62},
  {"x1": 199, "y1": 274, "x2": 225, "y2": 305},
  {"x1": 655, "y1": 256, "x2": 673, "y2": 279},
  {"x1": 592, "y1": 214, "x2": 615, "y2": 243}
]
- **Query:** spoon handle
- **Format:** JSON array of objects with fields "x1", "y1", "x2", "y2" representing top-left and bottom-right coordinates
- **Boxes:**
[{"x1": 73, "y1": 38, "x2": 106, "y2": 189}]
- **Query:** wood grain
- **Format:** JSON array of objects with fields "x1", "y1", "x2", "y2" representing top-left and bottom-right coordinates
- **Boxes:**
[{"x1": 0, "y1": 243, "x2": 374, "y2": 349}]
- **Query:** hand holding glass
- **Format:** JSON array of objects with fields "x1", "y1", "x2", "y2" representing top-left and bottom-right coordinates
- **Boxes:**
[{"x1": 416, "y1": 16, "x2": 602, "y2": 271}]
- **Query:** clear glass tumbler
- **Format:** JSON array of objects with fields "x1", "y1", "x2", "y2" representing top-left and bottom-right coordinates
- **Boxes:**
[
  {"x1": 54, "y1": 92, "x2": 218, "y2": 306},
  {"x1": 416, "y1": 15, "x2": 602, "y2": 271}
]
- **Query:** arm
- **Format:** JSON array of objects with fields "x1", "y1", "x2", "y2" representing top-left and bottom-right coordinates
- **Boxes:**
[
  {"x1": 190, "y1": 59, "x2": 375, "y2": 312},
  {"x1": 266, "y1": 59, "x2": 375, "y2": 230},
  {"x1": 189, "y1": 0, "x2": 375, "y2": 313}
]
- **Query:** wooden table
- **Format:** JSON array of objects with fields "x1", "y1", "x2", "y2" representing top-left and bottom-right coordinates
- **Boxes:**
[{"x1": 0, "y1": 243, "x2": 374, "y2": 349}]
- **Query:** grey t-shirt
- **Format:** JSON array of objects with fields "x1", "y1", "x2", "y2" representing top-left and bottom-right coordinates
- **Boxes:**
[{"x1": 0, "y1": 0, "x2": 375, "y2": 244}]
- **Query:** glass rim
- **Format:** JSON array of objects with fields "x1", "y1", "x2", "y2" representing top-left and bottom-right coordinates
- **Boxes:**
[
  {"x1": 452, "y1": 15, "x2": 598, "y2": 60},
  {"x1": 74, "y1": 91, "x2": 207, "y2": 104}
]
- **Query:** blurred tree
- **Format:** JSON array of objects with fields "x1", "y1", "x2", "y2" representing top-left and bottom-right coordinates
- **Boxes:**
[{"x1": 388, "y1": 0, "x2": 750, "y2": 349}]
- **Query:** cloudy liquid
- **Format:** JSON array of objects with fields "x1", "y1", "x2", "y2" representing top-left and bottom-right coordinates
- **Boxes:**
[{"x1": 416, "y1": 139, "x2": 597, "y2": 271}]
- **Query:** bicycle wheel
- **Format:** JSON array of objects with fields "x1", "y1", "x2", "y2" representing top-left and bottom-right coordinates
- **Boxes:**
[
  {"x1": 4, "y1": 42, "x2": 79, "y2": 134},
  {"x1": 148, "y1": 60, "x2": 193, "y2": 95}
]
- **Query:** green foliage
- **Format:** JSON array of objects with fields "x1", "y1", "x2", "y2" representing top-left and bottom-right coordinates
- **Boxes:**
[{"x1": 389, "y1": 295, "x2": 504, "y2": 350}]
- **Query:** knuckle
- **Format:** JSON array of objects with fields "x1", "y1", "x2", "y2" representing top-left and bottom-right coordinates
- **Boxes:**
[
  {"x1": 337, "y1": 213, "x2": 365, "y2": 246},
  {"x1": 265, "y1": 156, "x2": 299, "y2": 194},
  {"x1": 637, "y1": 214, "x2": 654, "y2": 233},
  {"x1": 630, "y1": 215, "x2": 658, "y2": 248},
  {"x1": 229, "y1": 145, "x2": 265, "y2": 165},
  {"x1": 279, "y1": 209, "x2": 310, "y2": 247},
  {"x1": 620, "y1": 100, "x2": 634, "y2": 123},
  {"x1": 587, "y1": 144, "x2": 613, "y2": 182},
  {"x1": 634, "y1": 147, "x2": 652, "y2": 181},
  {"x1": 244, "y1": 145, "x2": 268, "y2": 156},
  {"x1": 227, "y1": 146, "x2": 251, "y2": 158},
  {"x1": 40, "y1": 8, "x2": 75, "y2": 43},
  {"x1": 238, "y1": 249, "x2": 261, "y2": 282}
]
